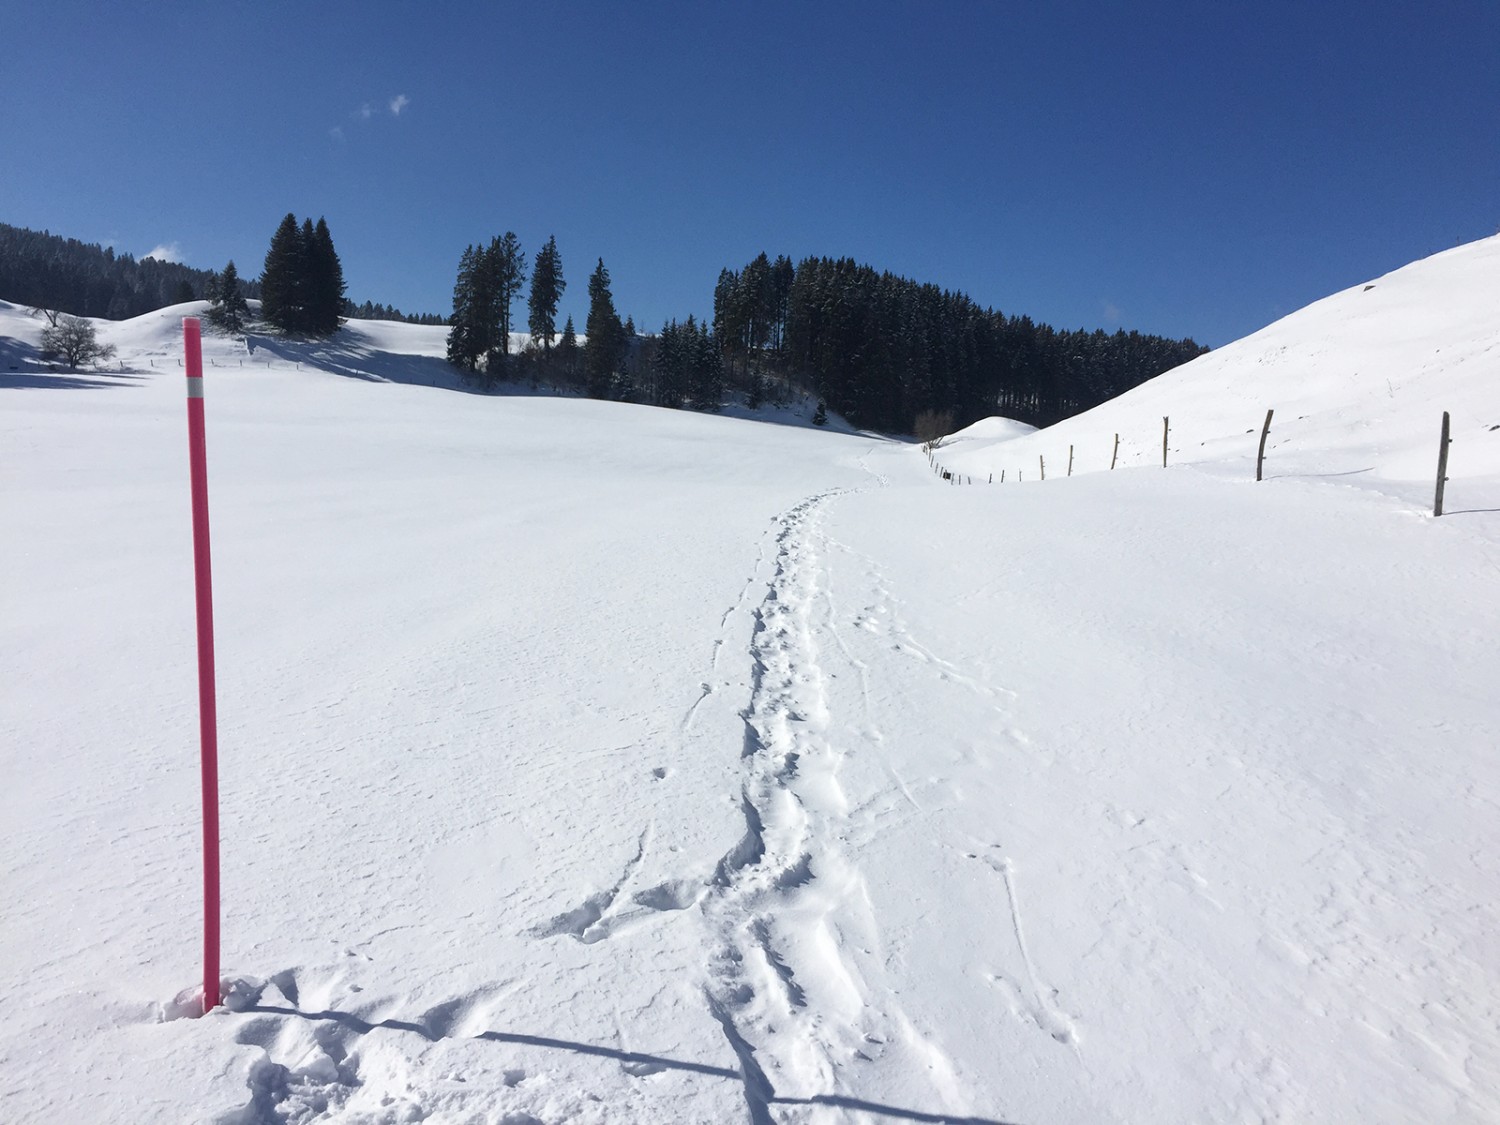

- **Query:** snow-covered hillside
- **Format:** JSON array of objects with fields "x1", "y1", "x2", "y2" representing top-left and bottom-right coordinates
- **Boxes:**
[
  {"x1": 938, "y1": 235, "x2": 1500, "y2": 501},
  {"x1": 2, "y1": 241, "x2": 1497, "y2": 1125}
]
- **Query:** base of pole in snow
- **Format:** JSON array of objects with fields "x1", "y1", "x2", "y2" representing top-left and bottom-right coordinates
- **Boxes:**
[{"x1": 184, "y1": 317, "x2": 222, "y2": 1015}]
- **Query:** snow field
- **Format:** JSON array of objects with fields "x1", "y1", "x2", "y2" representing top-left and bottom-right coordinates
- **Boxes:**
[{"x1": 3, "y1": 237, "x2": 1499, "y2": 1123}]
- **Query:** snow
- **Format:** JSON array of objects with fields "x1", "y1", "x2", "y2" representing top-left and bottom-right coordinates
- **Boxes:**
[
  {"x1": 3, "y1": 239, "x2": 1498, "y2": 1124},
  {"x1": 935, "y1": 235, "x2": 1500, "y2": 497}
]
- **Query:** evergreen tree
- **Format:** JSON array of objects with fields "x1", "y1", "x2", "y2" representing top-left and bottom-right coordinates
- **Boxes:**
[
  {"x1": 770, "y1": 254, "x2": 795, "y2": 352},
  {"x1": 206, "y1": 260, "x2": 249, "y2": 334},
  {"x1": 584, "y1": 258, "x2": 625, "y2": 399},
  {"x1": 298, "y1": 218, "x2": 318, "y2": 327},
  {"x1": 485, "y1": 232, "x2": 526, "y2": 370},
  {"x1": 259, "y1": 213, "x2": 305, "y2": 332},
  {"x1": 307, "y1": 217, "x2": 346, "y2": 335},
  {"x1": 651, "y1": 319, "x2": 685, "y2": 407},
  {"x1": 746, "y1": 368, "x2": 766, "y2": 410},
  {"x1": 740, "y1": 252, "x2": 773, "y2": 352},
  {"x1": 174, "y1": 280, "x2": 196, "y2": 304},
  {"x1": 813, "y1": 400, "x2": 829, "y2": 426},
  {"x1": 526, "y1": 235, "x2": 565, "y2": 350},
  {"x1": 686, "y1": 318, "x2": 724, "y2": 412},
  {"x1": 446, "y1": 244, "x2": 484, "y2": 372},
  {"x1": 557, "y1": 315, "x2": 579, "y2": 379}
]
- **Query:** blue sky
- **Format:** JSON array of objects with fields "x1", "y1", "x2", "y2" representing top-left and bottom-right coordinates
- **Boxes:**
[{"x1": 4, "y1": 0, "x2": 1495, "y2": 346}]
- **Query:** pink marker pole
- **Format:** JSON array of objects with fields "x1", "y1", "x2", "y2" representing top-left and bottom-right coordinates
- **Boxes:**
[{"x1": 183, "y1": 318, "x2": 221, "y2": 1014}]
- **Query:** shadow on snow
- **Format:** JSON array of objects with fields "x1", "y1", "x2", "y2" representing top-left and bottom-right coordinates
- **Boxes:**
[{"x1": 243, "y1": 1002, "x2": 1020, "y2": 1125}]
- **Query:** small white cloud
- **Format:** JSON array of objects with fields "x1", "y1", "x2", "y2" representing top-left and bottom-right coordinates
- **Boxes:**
[
  {"x1": 1103, "y1": 301, "x2": 1123, "y2": 324},
  {"x1": 389, "y1": 93, "x2": 410, "y2": 116},
  {"x1": 329, "y1": 125, "x2": 346, "y2": 143},
  {"x1": 144, "y1": 242, "x2": 182, "y2": 263},
  {"x1": 357, "y1": 103, "x2": 374, "y2": 120}
]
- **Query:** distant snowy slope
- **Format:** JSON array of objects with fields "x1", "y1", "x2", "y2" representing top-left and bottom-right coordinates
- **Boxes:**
[{"x1": 941, "y1": 236, "x2": 1500, "y2": 494}]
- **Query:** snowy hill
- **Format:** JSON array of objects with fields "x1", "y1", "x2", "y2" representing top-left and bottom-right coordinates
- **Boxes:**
[
  {"x1": 3, "y1": 243, "x2": 1498, "y2": 1124},
  {"x1": 938, "y1": 235, "x2": 1500, "y2": 501}
]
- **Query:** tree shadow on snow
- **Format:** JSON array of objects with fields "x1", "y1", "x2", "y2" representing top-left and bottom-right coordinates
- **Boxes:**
[
  {"x1": 245, "y1": 331, "x2": 464, "y2": 390},
  {"x1": 0, "y1": 337, "x2": 147, "y2": 389},
  {"x1": 243, "y1": 1002, "x2": 1020, "y2": 1124}
]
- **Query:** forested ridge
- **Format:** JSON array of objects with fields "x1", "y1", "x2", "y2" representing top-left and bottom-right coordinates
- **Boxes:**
[
  {"x1": 4, "y1": 219, "x2": 1208, "y2": 432},
  {"x1": 0, "y1": 222, "x2": 260, "y2": 320},
  {"x1": 0, "y1": 223, "x2": 440, "y2": 325},
  {"x1": 717, "y1": 253, "x2": 1208, "y2": 431}
]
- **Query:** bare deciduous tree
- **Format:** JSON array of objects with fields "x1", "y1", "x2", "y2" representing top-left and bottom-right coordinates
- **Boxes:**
[{"x1": 40, "y1": 315, "x2": 116, "y2": 369}]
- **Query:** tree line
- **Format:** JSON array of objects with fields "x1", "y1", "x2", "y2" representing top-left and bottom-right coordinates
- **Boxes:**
[
  {"x1": 0, "y1": 222, "x2": 260, "y2": 319},
  {"x1": 7, "y1": 215, "x2": 1208, "y2": 433},
  {"x1": 0, "y1": 220, "x2": 444, "y2": 329},
  {"x1": 445, "y1": 233, "x2": 642, "y2": 403},
  {"x1": 446, "y1": 237, "x2": 1206, "y2": 433},
  {"x1": 717, "y1": 252, "x2": 1208, "y2": 431}
]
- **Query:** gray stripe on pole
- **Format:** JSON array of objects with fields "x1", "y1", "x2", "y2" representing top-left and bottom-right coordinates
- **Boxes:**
[{"x1": 187, "y1": 377, "x2": 204, "y2": 399}]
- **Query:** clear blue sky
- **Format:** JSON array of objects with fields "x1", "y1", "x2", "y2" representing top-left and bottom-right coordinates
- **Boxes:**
[{"x1": 4, "y1": 0, "x2": 1495, "y2": 346}]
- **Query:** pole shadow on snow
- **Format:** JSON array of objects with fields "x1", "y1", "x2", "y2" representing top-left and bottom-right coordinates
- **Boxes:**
[{"x1": 244, "y1": 1003, "x2": 1019, "y2": 1124}]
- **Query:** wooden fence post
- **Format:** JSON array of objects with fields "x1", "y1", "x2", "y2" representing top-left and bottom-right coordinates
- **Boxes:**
[
  {"x1": 1067, "y1": 445, "x2": 1074, "y2": 477},
  {"x1": 1039, "y1": 455, "x2": 1046, "y2": 481},
  {"x1": 1162, "y1": 417, "x2": 1170, "y2": 467},
  {"x1": 1001, "y1": 469, "x2": 1005, "y2": 482},
  {"x1": 1256, "y1": 408, "x2": 1274, "y2": 481},
  {"x1": 1111, "y1": 433, "x2": 1119, "y2": 470},
  {"x1": 1434, "y1": 411, "x2": 1451, "y2": 516}
]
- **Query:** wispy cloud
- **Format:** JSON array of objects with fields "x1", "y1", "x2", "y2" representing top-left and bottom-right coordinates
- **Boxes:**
[
  {"x1": 337, "y1": 96, "x2": 411, "y2": 140},
  {"x1": 1103, "y1": 301, "x2": 1123, "y2": 324},
  {"x1": 144, "y1": 242, "x2": 182, "y2": 263}
]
